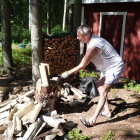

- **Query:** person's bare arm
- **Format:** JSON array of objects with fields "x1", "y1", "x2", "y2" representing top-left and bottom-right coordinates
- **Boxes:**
[{"x1": 67, "y1": 46, "x2": 100, "y2": 75}]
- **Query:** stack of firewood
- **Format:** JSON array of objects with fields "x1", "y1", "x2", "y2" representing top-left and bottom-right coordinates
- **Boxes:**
[
  {"x1": 44, "y1": 35, "x2": 78, "y2": 75},
  {"x1": 0, "y1": 63, "x2": 86, "y2": 140}
]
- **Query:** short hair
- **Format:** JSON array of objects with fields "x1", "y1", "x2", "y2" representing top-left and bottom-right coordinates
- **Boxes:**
[{"x1": 77, "y1": 24, "x2": 92, "y2": 35}]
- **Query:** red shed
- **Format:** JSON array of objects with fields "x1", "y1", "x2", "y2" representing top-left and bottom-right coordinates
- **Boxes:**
[{"x1": 73, "y1": 0, "x2": 140, "y2": 81}]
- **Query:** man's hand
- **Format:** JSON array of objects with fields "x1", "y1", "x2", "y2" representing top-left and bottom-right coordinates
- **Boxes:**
[{"x1": 61, "y1": 71, "x2": 69, "y2": 79}]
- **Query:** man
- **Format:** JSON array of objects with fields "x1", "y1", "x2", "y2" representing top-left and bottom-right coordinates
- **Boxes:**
[{"x1": 61, "y1": 24, "x2": 124, "y2": 127}]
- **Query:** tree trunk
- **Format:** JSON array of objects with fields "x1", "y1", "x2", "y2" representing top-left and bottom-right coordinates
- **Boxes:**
[
  {"x1": 62, "y1": 0, "x2": 67, "y2": 31},
  {"x1": 1, "y1": 0, "x2": 13, "y2": 78},
  {"x1": 72, "y1": 0, "x2": 82, "y2": 32},
  {"x1": 47, "y1": 0, "x2": 52, "y2": 35},
  {"x1": 30, "y1": 0, "x2": 43, "y2": 85}
]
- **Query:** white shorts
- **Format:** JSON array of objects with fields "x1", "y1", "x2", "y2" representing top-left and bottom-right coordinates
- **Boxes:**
[{"x1": 100, "y1": 64, "x2": 124, "y2": 84}]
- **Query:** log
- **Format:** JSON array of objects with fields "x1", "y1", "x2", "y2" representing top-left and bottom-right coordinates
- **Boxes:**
[
  {"x1": 5, "y1": 119, "x2": 15, "y2": 140},
  {"x1": 14, "y1": 102, "x2": 35, "y2": 119},
  {"x1": 28, "y1": 103, "x2": 43, "y2": 123},
  {"x1": 0, "y1": 110, "x2": 9, "y2": 119},
  {"x1": 0, "y1": 104, "x2": 12, "y2": 113},
  {"x1": 39, "y1": 63, "x2": 49, "y2": 87},
  {"x1": 8, "y1": 106, "x2": 17, "y2": 121},
  {"x1": 0, "y1": 118, "x2": 8, "y2": 126},
  {"x1": 0, "y1": 125, "x2": 7, "y2": 134},
  {"x1": 22, "y1": 122, "x2": 37, "y2": 140},
  {"x1": 40, "y1": 115, "x2": 66, "y2": 128},
  {"x1": 23, "y1": 119, "x2": 44, "y2": 140},
  {"x1": 70, "y1": 87, "x2": 86, "y2": 99},
  {"x1": 33, "y1": 128, "x2": 64, "y2": 140},
  {"x1": 0, "y1": 89, "x2": 34, "y2": 108},
  {"x1": 15, "y1": 116, "x2": 22, "y2": 132}
]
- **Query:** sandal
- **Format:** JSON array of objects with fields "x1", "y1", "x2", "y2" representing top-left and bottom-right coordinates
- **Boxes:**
[{"x1": 80, "y1": 118, "x2": 95, "y2": 127}]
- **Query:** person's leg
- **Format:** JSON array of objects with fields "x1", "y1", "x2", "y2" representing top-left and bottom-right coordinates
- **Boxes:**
[
  {"x1": 88, "y1": 83, "x2": 112, "y2": 126},
  {"x1": 96, "y1": 77, "x2": 111, "y2": 117}
]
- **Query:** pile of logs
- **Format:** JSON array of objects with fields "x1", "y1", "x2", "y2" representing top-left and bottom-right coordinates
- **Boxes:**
[
  {"x1": 44, "y1": 34, "x2": 78, "y2": 75},
  {"x1": 0, "y1": 63, "x2": 87, "y2": 140}
]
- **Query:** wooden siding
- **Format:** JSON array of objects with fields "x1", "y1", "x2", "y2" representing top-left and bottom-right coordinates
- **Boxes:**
[{"x1": 84, "y1": 2, "x2": 140, "y2": 81}]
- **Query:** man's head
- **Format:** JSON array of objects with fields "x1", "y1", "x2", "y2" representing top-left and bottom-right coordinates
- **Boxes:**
[{"x1": 77, "y1": 25, "x2": 92, "y2": 43}]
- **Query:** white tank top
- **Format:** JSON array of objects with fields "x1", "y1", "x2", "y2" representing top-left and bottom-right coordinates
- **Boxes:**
[{"x1": 87, "y1": 36, "x2": 124, "y2": 74}]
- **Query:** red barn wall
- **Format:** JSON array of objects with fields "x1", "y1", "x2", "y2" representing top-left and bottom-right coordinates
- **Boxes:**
[{"x1": 84, "y1": 2, "x2": 140, "y2": 81}]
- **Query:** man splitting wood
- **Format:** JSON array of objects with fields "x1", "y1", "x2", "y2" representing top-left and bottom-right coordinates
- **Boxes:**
[{"x1": 61, "y1": 24, "x2": 124, "y2": 127}]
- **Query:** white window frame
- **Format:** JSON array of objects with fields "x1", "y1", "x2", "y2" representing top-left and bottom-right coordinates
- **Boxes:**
[{"x1": 99, "y1": 12, "x2": 127, "y2": 57}]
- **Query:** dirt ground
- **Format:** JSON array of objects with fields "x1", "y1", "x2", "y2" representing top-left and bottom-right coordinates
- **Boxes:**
[
  {"x1": 58, "y1": 86, "x2": 140, "y2": 140},
  {"x1": 0, "y1": 71, "x2": 140, "y2": 140}
]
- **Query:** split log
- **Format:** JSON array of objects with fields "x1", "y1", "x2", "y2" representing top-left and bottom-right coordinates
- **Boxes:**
[
  {"x1": 0, "y1": 89, "x2": 34, "y2": 108},
  {"x1": 23, "y1": 119, "x2": 44, "y2": 140},
  {"x1": 0, "y1": 110, "x2": 9, "y2": 119},
  {"x1": 14, "y1": 102, "x2": 35, "y2": 119},
  {"x1": 8, "y1": 106, "x2": 17, "y2": 121},
  {"x1": 15, "y1": 116, "x2": 22, "y2": 132},
  {"x1": 22, "y1": 122, "x2": 37, "y2": 140},
  {"x1": 0, "y1": 125, "x2": 7, "y2": 134},
  {"x1": 33, "y1": 128, "x2": 64, "y2": 140},
  {"x1": 28, "y1": 103, "x2": 43, "y2": 123},
  {"x1": 0, "y1": 104, "x2": 12, "y2": 113},
  {"x1": 40, "y1": 115, "x2": 66, "y2": 128},
  {"x1": 39, "y1": 63, "x2": 50, "y2": 87},
  {"x1": 70, "y1": 87, "x2": 86, "y2": 99}
]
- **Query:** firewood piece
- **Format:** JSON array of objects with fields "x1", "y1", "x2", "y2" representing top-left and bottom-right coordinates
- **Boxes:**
[
  {"x1": 41, "y1": 63, "x2": 50, "y2": 75},
  {"x1": 0, "y1": 118, "x2": 8, "y2": 126},
  {"x1": 23, "y1": 122, "x2": 37, "y2": 140},
  {"x1": 70, "y1": 87, "x2": 86, "y2": 99},
  {"x1": 28, "y1": 103, "x2": 43, "y2": 123},
  {"x1": 45, "y1": 110, "x2": 57, "y2": 117},
  {"x1": 0, "y1": 125, "x2": 7, "y2": 134},
  {"x1": 23, "y1": 119, "x2": 43, "y2": 140},
  {"x1": 15, "y1": 116, "x2": 22, "y2": 132},
  {"x1": 40, "y1": 115, "x2": 66, "y2": 128},
  {"x1": 0, "y1": 110, "x2": 9, "y2": 119},
  {"x1": 33, "y1": 122, "x2": 46, "y2": 138},
  {"x1": 0, "y1": 104, "x2": 12, "y2": 113},
  {"x1": 33, "y1": 128, "x2": 64, "y2": 140},
  {"x1": 5, "y1": 119, "x2": 15, "y2": 140},
  {"x1": 0, "y1": 89, "x2": 34, "y2": 108},
  {"x1": 8, "y1": 106, "x2": 17, "y2": 121},
  {"x1": 39, "y1": 63, "x2": 49, "y2": 87},
  {"x1": 12, "y1": 86, "x2": 23, "y2": 95},
  {"x1": 21, "y1": 109, "x2": 33, "y2": 124},
  {"x1": 14, "y1": 102, "x2": 35, "y2": 119}
]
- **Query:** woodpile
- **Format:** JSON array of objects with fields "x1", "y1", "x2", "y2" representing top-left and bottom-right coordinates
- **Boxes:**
[
  {"x1": 0, "y1": 63, "x2": 87, "y2": 140},
  {"x1": 44, "y1": 34, "x2": 78, "y2": 75}
]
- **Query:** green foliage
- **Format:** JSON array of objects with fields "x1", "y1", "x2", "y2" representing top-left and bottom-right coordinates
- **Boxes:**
[
  {"x1": 12, "y1": 48, "x2": 31, "y2": 66},
  {"x1": 100, "y1": 130, "x2": 114, "y2": 140},
  {"x1": 79, "y1": 70, "x2": 99, "y2": 79},
  {"x1": 11, "y1": 25, "x2": 30, "y2": 43},
  {"x1": 0, "y1": 48, "x2": 2, "y2": 66},
  {"x1": 124, "y1": 78, "x2": 140, "y2": 93},
  {"x1": 52, "y1": 25, "x2": 64, "y2": 34},
  {"x1": 68, "y1": 128, "x2": 90, "y2": 140}
]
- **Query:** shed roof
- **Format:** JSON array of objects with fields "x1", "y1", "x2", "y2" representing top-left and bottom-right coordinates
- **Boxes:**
[{"x1": 71, "y1": 0, "x2": 140, "y2": 4}]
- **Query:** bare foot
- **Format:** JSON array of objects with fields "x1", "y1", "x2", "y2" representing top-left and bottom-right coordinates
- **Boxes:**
[{"x1": 100, "y1": 111, "x2": 111, "y2": 118}]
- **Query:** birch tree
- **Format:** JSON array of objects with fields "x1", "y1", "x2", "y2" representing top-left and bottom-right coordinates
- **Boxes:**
[{"x1": 30, "y1": 0, "x2": 43, "y2": 85}]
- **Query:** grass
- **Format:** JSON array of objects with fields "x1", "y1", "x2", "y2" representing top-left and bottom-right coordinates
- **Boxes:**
[
  {"x1": 68, "y1": 128, "x2": 91, "y2": 140},
  {"x1": 79, "y1": 69, "x2": 99, "y2": 79},
  {"x1": 12, "y1": 47, "x2": 31, "y2": 66},
  {"x1": 100, "y1": 130, "x2": 114, "y2": 140},
  {"x1": 0, "y1": 47, "x2": 31, "y2": 76},
  {"x1": 124, "y1": 78, "x2": 140, "y2": 93}
]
